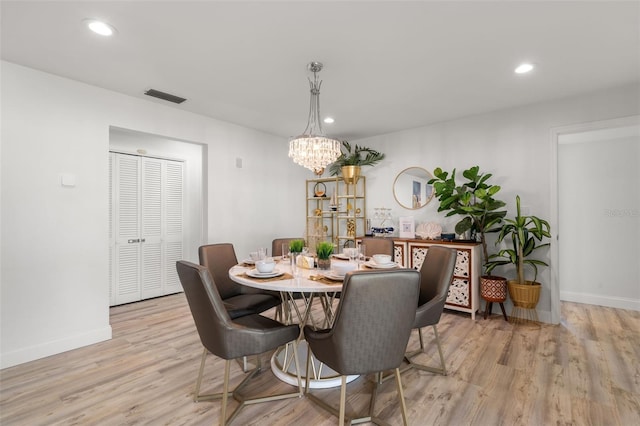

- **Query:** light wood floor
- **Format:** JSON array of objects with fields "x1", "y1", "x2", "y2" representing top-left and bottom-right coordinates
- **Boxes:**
[{"x1": 1, "y1": 294, "x2": 639, "y2": 425}]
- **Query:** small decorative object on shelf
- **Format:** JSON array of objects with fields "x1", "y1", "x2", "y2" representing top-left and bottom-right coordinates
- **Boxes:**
[
  {"x1": 415, "y1": 222, "x2": 442, "y2": 239},
  {"x1": 314, "y1": 182, "x2": 326, "y2": 197},
  {"x1": 372, "y1": 207, "x2": 393, "y2": 236}
]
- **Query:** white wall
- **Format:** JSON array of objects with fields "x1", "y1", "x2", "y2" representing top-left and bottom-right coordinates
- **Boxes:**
[
  {"x1": 353, "y1": 83, "x2": 640, "y2": 323},
  {"x1": 0, "y1": 61, "x2": 308, "y2": 368}
]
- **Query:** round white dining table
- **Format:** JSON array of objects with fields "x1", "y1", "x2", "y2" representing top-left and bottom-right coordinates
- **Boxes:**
[{"x1": 229, "y1": 258, "x2": 358, "y2": 389}]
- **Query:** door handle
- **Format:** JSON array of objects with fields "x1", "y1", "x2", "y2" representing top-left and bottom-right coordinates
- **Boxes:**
[{"x1": 127, "y1": 239, "x2": 140, "y2": 243}]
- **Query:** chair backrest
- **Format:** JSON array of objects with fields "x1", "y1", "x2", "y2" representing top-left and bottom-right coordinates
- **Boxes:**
[
  {"x1": 360, "y1": 237, "x2": 394, "y2": 258},
  {"x1": 415, "y1": 246, "x2": 457, "y2": 326},
  {"x1": 176, "y1": 260, "x2": 235, "y2": 358},
  {"x1": 271, "y1": 238, "x2": 303, "y2": 256},
  {"x1": 198, "y1": 243, "x2": 242, "y2": 299},
  {"x1": 315, "y1": 269, "x2": 420, "y2": 375}
]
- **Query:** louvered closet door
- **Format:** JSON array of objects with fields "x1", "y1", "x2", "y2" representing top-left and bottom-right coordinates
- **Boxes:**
[
  {"x1": 113, "y1": 154, "x2": 142, "y2": 305},
  {"x1": 163, "y1": 160, "x2": 183, "y2": 294},
  {"x1": 110, "y1": 153, "x2": 184, "y2": 306},
  {"x1": 141, "y1": 158, "x2": 163, "y2": 299}
]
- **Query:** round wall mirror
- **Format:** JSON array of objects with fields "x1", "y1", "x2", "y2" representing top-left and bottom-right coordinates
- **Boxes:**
[{"x1": 393, "y1": 167, "x2": 435, "y2": 209}]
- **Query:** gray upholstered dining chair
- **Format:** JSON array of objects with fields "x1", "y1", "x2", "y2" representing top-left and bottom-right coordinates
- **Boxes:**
[
  {"x1": 359, "y1": 236, "x2": 394, "y2": 259},
  {"x1": 271, "y1": 237, "x2": 303, "y2": 257},
  {"x1": 199, "y1": 243, "x2": 281, "y2": 319},
  {"x1": 406, "y1": 245, "x2": 457, "y2": 375},
  {"x1": 176, "y1": 260, "x2": 302, "y2": 426},
  {"x1": 303, "y1": 269, "x2": 420, "y2": 425}
]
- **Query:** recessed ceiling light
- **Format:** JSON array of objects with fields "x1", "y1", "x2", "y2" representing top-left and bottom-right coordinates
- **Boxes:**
[
  {"x1": 323, "y1": 117, "x2": 335, "y2": 124},
  {"x1": 515, "y1": 63, "x2": 534, "y2": 74},
  {"x1": 84, "y1": 19, "x2": 116, "y2": 36}
]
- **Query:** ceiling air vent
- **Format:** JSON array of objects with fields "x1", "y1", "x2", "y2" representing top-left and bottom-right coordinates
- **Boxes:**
[{"x1": 144, "y1": 89, "x2": 187, "y2": 104}]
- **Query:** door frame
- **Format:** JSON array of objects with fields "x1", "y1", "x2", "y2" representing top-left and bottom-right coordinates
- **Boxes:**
[{"x1": 549, "y1": 115, "x2": 639, "y2": 324}]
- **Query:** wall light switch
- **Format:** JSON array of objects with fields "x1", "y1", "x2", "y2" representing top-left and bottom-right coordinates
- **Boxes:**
[
  {"x1": 235, "y1": 157, "x2": 243, "y2": 168},
  {"x1": 60, "y1": 174, "x2": 76, "y2": 187}
]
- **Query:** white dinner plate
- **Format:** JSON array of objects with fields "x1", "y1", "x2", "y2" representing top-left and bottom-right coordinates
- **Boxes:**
[
  {"x1": 246, "y1": 269, "x2": 283, "y2": 279},
  {"x1": 322, "y1": 272, "x2": 346, "y2": 281},
  {"x1": 242, "y1": 259, "x2": 256, "y2": 265},
  {"x1": 364, "y1": 260, "x2": 398, "y2": 269}
]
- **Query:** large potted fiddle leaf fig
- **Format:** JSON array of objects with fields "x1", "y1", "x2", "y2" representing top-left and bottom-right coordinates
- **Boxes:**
[
  {"x1": 428, "y1": 166, "x2": 506, "y2": 262},
  {"x1": 429, "y1": 166, "x2": 509, "y2": 315}
]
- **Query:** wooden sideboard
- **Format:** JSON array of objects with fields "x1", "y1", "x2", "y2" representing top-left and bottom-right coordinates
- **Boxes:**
[{"x1": 359, "y1": 237, "x2": 482, "y2": 320}]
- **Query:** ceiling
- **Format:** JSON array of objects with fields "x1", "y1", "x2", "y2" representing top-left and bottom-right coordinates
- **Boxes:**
[{"x1": 2, "y1": 1, "x2": 639, "y2": 140}]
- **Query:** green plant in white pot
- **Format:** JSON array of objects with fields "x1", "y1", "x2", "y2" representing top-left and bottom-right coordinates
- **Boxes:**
[{"x1": 485, "y1": 195, "x2": 551, "y2": 313}]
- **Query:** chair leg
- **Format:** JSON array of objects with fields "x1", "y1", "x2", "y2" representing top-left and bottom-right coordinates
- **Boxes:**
[
  {"x1": 195, "y1": 346, "x2": 301, "y2": 425},
  {"x1": 194, "y1": 348, "x2": 207, "y2": 402},
  {"x1": 405, "y1": 325, "x2": 447, "y2": 376},
  {"x1": 339, "y1": 375, "x2": 347, "y2": 426},
  {"x1": 220, "y1": 360, "x2": 231, "y2": 426},
  {"x1": 433, "y1": 325, "x2": 447, "y2": 376},
  {"x1": 395, "y1": 368, "x2": 409, "y2": 426}
]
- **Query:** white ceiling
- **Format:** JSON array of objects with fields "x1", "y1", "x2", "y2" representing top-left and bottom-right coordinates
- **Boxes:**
[{"x1": 2, "y1": 1, "x2": 639, "y2": 140}]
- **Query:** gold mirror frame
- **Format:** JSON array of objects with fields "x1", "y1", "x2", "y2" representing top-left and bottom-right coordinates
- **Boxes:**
[{"x1": 393, "y1": 167, "x2": 435, "y2": 210}]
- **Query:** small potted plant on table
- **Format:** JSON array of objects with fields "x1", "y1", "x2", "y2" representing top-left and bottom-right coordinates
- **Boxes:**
[
  {"x1": 328, "y1": 141, "x2": 385, "y2": 184},
  {"x1": 485, "y1": 195, "x2": 551, "y2": 321},
  {"x1": 315, "y1": 241, "x2": 334, "y2": 270}
]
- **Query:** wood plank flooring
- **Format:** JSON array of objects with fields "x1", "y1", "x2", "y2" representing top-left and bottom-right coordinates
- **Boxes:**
[{"x1": 1, "y1": 295, "x2": 638, "y2": 425}]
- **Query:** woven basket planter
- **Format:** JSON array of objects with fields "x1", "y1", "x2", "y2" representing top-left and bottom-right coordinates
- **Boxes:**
[
  {"x1": 507, "y1": 280, "x2": 541, "y2": 309},
  {"x1": 480, "y1": 275, "x2": 507, "y2": 302}
]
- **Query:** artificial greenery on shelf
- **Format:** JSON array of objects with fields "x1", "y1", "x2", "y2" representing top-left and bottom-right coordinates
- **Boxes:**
[{"x1": 328, "y1": 141, "x2": 385, "y2": 176}]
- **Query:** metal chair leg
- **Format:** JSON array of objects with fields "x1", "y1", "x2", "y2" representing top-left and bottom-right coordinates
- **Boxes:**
[
  {"x1": 195, "y1": 346, "x2": 302, "y2": 425},
  {"x1": 395, "y1": 367, "x2": 408, "y2": 426},
  {"x1": 433, "y1": 325, "x2": 447, "y2": 375},
  {"x1": 220, "y1": 360, "x2": 231, "y2": 426},
  {"x1": 339, "y1": 375, "x2": 346, "y2": 426},
  {"x1": 405, "y1": 325, "x2": 447, "y2": 376}
]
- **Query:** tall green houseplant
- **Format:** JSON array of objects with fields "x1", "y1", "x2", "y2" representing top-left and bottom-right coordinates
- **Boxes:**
[
  {"x1": 429, "y1": 166, "x2": 506, "y2": 263},
  {"x1": 485, "y1": 195, "x2": 552, "y2": 285}
]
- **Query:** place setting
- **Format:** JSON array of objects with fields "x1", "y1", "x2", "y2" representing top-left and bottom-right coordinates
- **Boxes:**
[
  {"x1": 316, "y1": 261, "x2": 357, "y2": 282},
  {"x1": 362, "y1": 254, "x2": 399, "y2": 269},
  {"x1": 240, "y1": 249, "x2": 291, "y2": 281}
]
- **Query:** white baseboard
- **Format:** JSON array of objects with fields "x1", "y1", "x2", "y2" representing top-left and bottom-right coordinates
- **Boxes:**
[
  {"x1": 560, "y1": 291, "x2": 640, "y2": 311},
  {"x1": 0, "y1": 326, "x2": 112, "y2": 369}
]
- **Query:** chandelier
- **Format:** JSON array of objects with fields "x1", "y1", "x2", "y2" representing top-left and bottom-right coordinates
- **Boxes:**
[{"x1": 289, "y1": 62, "x2": 342, "y2": 174}]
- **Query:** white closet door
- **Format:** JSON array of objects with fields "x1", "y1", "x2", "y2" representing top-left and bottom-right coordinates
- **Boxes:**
[
  {"x1": 110, "y1": 153, "x2": 184, "y2": 305},
  {"x1": 141, "y1": 158, "x2": 163, "y2": 299},
  {"x1": 109, "y1": 153, "x2": 114, "y2": 304},
  {"x1": 164, "y1": 160, "x2": 184, "y2": 294},
  {"x1": 113, "y1": 154, "x2": 142, "y2": 305}
]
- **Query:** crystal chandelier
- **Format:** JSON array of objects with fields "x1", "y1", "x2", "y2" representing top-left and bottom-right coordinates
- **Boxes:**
[{"x1": 289, "y1": 62, "x2": 341, "y2": 174}]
